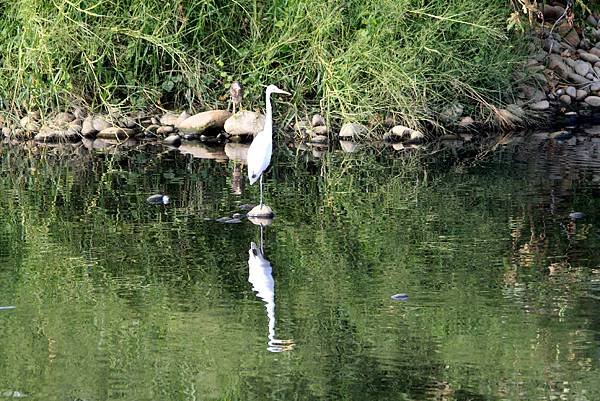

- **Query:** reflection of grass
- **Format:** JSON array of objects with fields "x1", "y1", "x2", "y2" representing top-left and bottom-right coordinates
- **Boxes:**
[
  {"x1": 1, "y1": 0, "x2": 525, "y2": 132},
  {"x1": 1, "y1": 146, "x2": 600, "y2": 400}
]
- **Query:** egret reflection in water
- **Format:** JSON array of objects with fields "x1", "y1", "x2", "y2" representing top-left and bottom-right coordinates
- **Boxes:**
[{"x1": 247, "y1": 227, "x2": 294, "y2": 352}]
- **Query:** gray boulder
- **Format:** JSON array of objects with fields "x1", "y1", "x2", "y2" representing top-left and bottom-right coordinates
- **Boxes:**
[
  {"x1": 81, "y1": 116, "x2": 96, "y2": 137},
  {"x1": 224, "y1": 111, "x2": 265, "y2": 136},
  {"x1": 160, "y1": 112, "x2": 179, "y2": 126},
  {"x1": 178, "y1": 110, "x2": 231, "y2": 134},
  {"x1": 339, "y1": 122, "x2": 367, "y2": 138},
  {"x1": 92, "y1": 116, "x2": 112, "y2": 132},
  {"x1": 530, "y1": 100, "x2": 550, "y2": 111},
  {"x1": 585, "y1": 96, "x2": 600, "y2": 107},
  {"x1": 574, "y1": 60, "x2": 592, "y2": 77}
]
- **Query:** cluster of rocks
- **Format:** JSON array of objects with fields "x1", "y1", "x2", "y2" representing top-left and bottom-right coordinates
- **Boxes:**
[
  {"x1": 519, "y1": 6, "x2": 600, "y2": 117},
  {"x1": 0, "y1": 107, "x2": 268, "y2": 148},
  {"x1": 294, "y1": 114, "x2": 329, "y2": 143}
]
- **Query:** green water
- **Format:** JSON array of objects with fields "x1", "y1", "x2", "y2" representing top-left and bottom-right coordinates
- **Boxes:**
[{"x1": 0, "y1": 136, "x2": 599, "y2": 401}]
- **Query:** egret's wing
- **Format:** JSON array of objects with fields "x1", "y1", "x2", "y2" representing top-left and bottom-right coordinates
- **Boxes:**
[{"x1": 247, "y1": 133, "x2": 272, "y2": 184}]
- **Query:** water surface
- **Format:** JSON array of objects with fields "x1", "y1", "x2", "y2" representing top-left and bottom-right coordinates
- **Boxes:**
[{"x1": 0, "y1": 133, "x2": 599, "y2": 400}]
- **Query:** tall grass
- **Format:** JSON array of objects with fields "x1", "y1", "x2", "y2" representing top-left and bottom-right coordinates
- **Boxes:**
[{"x1": 0, "y1": 0, "x2": 526, "y2": 129}]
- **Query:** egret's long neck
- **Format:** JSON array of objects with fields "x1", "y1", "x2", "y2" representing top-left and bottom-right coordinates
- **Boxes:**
[{"x1": 264, "y1": 92, "x2": 273, "y2": 136}]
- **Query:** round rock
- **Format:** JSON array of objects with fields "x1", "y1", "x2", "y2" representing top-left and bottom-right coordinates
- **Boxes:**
[
  {"x1": 559, "y1": 95, "x2": 572, "y2": 105},
  {"x1": 224, "y1": 111, "x2": 265, "y2": 136},
  {"x1": 160, "y1": 112, "x2": 179, "y2": 126},
  {"x1": 529, "y1": 100, "x2": 550, "y2": 111},
  {"x1": 311, "y1": 114, "x2": 325, "y2": 127},
  {"x1": 92, "y1": 116, "x2": 112, "y2": 132},
  {"x1": 81, "y1": 116, "x2": 96, "y2": 137},
  {"x1": 247, "y1": 204, "x2": 274, "y2": 218},
  {"x1": 178, "y1": 110, "x2": 231, "y2": 134},
  {"x1": 585, "y1": 96, "x2": 600, "y2": 107},
  {"x1": 339, "y1": 122, "x2": 367, "y2": 138},
  {"x1": 157, "y1": 126, "x2": 175, "y2": 135},
  {"x1": 164, "y1": 134, "x2": 182, "y2": 147}
]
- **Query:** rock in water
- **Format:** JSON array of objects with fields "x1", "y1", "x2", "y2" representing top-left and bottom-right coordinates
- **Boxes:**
[
  {"x1": 147, "y1": 194, "x2": 170, "y2": 205},
  {"x1": 569, "y1": 212, "x2": 585, "y2": 220},
  {"x1": 164, "y1": 134, "x2": 182, "y2": 147},
  {"x1": 248, "y1": 204, "x2": 274, "y2": 218},
  {"x1": 391, "y1": 294, "x2": 409, "y2": 301}
]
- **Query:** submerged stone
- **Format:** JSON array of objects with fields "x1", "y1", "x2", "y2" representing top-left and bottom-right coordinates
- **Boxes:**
[
  {"x1": 569, "y1": 212, "x2": 585, "y2": 220},
  {"x1": 391, "y1": 293, "x2": 409, "y2": 301},
  {"x1": 147, "y1": 194, "x2": 170, "y2": 205},
  {"x1": 248, "y1": 204, "x2": 274, "y2": 218}
]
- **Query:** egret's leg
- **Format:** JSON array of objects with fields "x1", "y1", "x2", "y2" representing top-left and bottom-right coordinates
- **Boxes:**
[
  {"x1": 259, "y1": 175, "x2": 264, "y2": 207},
  {"x1": 260, "y1": 224, "x2": 264, "y2": 254},
  {"x1": 232, "y1": 103, "x2": 236, "y2": 114}
]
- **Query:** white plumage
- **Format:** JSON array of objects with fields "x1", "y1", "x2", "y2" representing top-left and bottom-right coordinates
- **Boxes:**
[{"x1": 247, "y1": 84, "x2": 290, "y2": 205}]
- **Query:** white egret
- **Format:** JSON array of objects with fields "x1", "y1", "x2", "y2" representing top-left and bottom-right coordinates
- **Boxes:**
[{"x1": 247, "y1": 84, "x2": 291, "y2": 208}]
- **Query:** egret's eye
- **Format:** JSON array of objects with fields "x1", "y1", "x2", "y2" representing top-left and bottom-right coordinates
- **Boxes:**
[
  {"x1": 252, "y1": 249, "x2": 258, "y2": 256},
  {"x1": 252, "y1": 174, "x2": 257, "y2": 178}
]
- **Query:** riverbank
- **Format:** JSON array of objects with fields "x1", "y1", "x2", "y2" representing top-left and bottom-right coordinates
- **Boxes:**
[
  {"x1": 0, "y1": 0, "x2": 525, "y2": 136},
  {"x1": 1, "y1": 1, "x2": 600, "y2": 147}
]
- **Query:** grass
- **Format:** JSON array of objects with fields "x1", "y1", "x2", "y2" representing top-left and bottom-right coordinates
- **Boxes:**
[{"x1": 0, "y1": 0, "x2": 528, "y2": 133}]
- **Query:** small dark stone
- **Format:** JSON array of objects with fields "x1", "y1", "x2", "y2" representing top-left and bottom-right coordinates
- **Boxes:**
[
  {"x1": 239, "y1": 204, "x2": 255, "y2": 211},
  {"x1": 164, "y1": 134, "x2": 182, "y2": 147},
  {"x1": 182, "y1": 133, "x2": 198, "y2": 140},
  {"x1": 232, "y1": 213, "x2": 245, "y2": 219}
]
